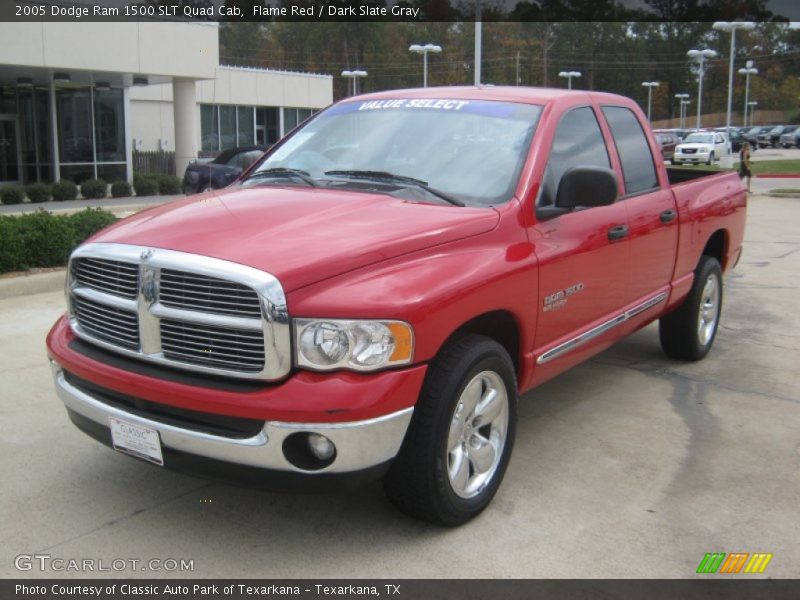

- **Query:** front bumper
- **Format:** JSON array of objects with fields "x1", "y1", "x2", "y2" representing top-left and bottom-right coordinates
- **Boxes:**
[
  {"x1": 51, "y1": 362, "x2": 413, "y2": 477},
  {"x1": 673, "y1": 151, "x2": 712, "y2": 163},
  {"x1": 47, "y1": 316, "x2": 425, "y2": 484}
]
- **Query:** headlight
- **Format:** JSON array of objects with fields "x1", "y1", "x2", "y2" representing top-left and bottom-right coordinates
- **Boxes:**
[{"x1": 294, "y1": 318, "x2": 414, "y2": 371}]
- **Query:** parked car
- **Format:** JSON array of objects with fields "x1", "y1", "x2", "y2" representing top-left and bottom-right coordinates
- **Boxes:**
[
  {"x1": 654, "y1": 130, "x2": 678, "y2": 161},
  {"x1": 713, "y1": 127, "x2": 745, "y2": 152},
  {"x1": 743, "y1": 126, "x2": 770, "y2": 149},
  {"x1": 48, "y1": 87, "x2": 747, "y2": 526},
  {"x1": 182, "y1": 145, "x2": 267, "y2": 194},
  {"x1": 672, "y1": 131, "x2": 727, "y2": 165},
  {"x1": 779, "y1": 126, "x2": 800, "y2": 148},
  {"x1": 757, "y1": 125, "x2": 797, "y2": 148}
]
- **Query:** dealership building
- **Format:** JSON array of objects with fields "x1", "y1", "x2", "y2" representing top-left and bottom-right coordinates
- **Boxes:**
[{"x1": 0, "y1": 22, "x2": 333, "y2": 185}]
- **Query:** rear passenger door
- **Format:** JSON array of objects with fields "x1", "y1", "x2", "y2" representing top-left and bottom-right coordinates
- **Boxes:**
[
  {"x1": 601, "y1": 105, "x2": 678, "y2": 306},
  {"x1": 532, "y1": 106, "x2": 630, "y2": 360}
]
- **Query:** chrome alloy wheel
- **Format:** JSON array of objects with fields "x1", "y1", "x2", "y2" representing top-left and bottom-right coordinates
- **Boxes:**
[
  {"x1": 446, "y1": 370, "x2": 509, "y2": 499},
  {"x1": 697, "y1": 274, "x2": 720, "y2": 346}
]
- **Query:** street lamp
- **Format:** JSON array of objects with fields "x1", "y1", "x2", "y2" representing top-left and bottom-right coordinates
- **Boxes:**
[
  {"x1": 642, "y1": 81, "x2": 660, "y2": 121},
  {"x1": 408, "y1": 44, "x2": 442, "y2": 88},
  {"x1": 681, "y1": 99, "x2": 693, "y2": 130},
  {"x1": 738, "y1": 60, "x2": 758, "y2": 128},
  {"x1": 748, "y1": 100, "x2": 758, "y2": 126},
  {"x1": 341, "y1": 69, "x2": 367, "y2": 96},
  {"x1": 674, "y1": 93, "x2": 690, "y2": 129},
  {"x1": 687, "y1": 48, "x2": 717, "y2": 131},
  {"x1": 713, "y1": 21, "x2": 756, "y2": 163},
  {"x1": 558, "y1": 71, "x2": 581, "y2": 89}
]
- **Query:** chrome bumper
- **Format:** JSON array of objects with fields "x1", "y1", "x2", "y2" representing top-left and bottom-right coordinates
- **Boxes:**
[{"x1": 51, "y1": 363, "x2": 413, "y2": 474}]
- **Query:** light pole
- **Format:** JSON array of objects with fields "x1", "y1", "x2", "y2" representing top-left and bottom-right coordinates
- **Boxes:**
[
  {"x1": 341, "y1": 70, "x2": 367, "y2": 96},
  {"x1": 738, "y1": 60, "x2": 758, "y2": 127},
  {"x1": 409, "y1": 44, "x2": 442, "y2": 88},
  {"x1": 674, "y1": 93, "x2": 689, "y2": 129},
  {"x1": 748, "y1": 101, "x2": 758, "y2": 126},
  {"x1": 642, "y1": 81, "x2": 660, "y2": 121},
  {"x1": 687, "y1": 48, "x2": 717, "y2": 131},
  {"x1": 713, "y1": 21, "x2": 756, "y2": 164},
  {"x1": 558, "y1": 71, "x2": 581, "y2": 89},
  {"x1": 681, "y1": 99, "x2": 692, "y2": 130}
]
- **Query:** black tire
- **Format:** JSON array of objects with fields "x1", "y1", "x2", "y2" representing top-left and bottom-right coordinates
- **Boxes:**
[
  {"x1": 659, "y1": 256, "x2": 723, "y2": 361},
  {"x1": 707, "y1": 151, "x2": 714, "y2": 165},
  {"x1": 382, "y1": 334, "x2": 518, "y2": 526}
]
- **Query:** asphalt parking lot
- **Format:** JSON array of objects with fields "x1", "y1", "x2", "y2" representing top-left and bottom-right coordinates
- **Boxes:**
[{"x1": 1, "y1": 192, "x2": 799, "y2": 579}]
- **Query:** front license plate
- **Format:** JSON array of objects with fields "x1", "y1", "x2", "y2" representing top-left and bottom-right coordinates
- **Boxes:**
[{"x1": 109, "y1": 417, "x2": 164, "y2": 466}]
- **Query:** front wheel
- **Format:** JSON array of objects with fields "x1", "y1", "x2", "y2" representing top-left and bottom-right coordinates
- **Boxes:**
[
  {"x1": 707, "y1": 151, "x2": 715, "y2": 165},
  {"x1": 659, "y1": 256, "x2": 723, "y2": 361},
  {"x1": 383, "y1": 334, "x2": 517, "y2": 526}
]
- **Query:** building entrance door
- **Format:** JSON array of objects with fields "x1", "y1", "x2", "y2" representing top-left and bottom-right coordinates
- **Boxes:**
[{"x1": 0, "y1": 116, "x2": 21, "y2": 183}]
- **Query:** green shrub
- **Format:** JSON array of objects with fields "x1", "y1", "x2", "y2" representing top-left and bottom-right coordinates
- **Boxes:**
[
  {"x1": 0, "y1": 208, "x2": 118, "y2": 274},
  {"x1": 80, "y1": 178, "x2": 107, "y2": 199},
  {"x1": 1, "y1": 186, "x2": 25, "y2": 205},
  {"x1": 110, "y1": 180, "x2": 132, "y2": 198},
  {"x1": 68, "y1": 208, "x2": 118, "y2": 244},
  {"x1": 26, "y1": 183, "x2": 51, "y2": 204},
  {"x1": 156, "y1": 174, "x2": 182, "y2": 195},
  {"x1": 133, "y1": 174, "x2": 158, "y2": 197},
  {"x1": 52, "y1": 180, "x2": 78, "y2": 202}
]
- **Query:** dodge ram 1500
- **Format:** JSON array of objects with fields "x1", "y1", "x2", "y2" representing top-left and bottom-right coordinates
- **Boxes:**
[{"x1": 47, "y1": 87, "x2": 747, "y2": 525}]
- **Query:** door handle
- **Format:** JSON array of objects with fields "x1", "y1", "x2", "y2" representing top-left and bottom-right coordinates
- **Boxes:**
[
  {"x1": 660, "y1": 209, "x2": 677, "y2": 223},
  {"x1": 607, "y1": 224, "x2": 629, "y2": 241}
]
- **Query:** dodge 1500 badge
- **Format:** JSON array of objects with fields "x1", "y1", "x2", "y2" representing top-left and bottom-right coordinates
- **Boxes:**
[{"x1": 47, "y1": 87, "x2": 747, "y2": 525}]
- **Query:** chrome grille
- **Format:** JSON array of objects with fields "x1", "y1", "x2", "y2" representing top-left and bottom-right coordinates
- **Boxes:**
[
  {"x1": 66, "y1": 244, "x2": 291, "y2": 381},
  {"x1": 161, "y1": 319, "x2": 265, "y2": 372},
  {"x1": 71, "y1": 295, "x2": 139, "y2": 350},
  {"x1": 72, "y1": 258, "x2": 139, "y2": 299},
  {"x1": 159, "y1": 269, "x2": 262, "y2": 318}
]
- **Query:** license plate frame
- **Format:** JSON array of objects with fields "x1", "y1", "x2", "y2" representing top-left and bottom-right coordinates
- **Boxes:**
[{"x1": 108, "y1": 417, "x2": 164, "y2": 466}]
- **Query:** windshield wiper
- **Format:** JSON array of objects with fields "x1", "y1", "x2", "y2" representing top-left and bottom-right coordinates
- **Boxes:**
[
  {"x1": 243, "y1": 168, "x2": 318, "y2": 187},
  {"x1": 324, "y1": 170, "x2": 465, "y2": 207}
]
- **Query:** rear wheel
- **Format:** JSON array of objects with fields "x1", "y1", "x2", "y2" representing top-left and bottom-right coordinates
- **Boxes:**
[
  {"x1": 383, "y1": 334, "x2": 517, "y2": 526},
  {"x1": 659, "y1": 256, "x2": 722, "y2": 361}
]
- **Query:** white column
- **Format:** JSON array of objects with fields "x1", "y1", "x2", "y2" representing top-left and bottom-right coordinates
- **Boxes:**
[
  {"x1": 123, "y1": 86, "x2": 133, "y2": 184},
  {"x1": 172, "y1": 79, "x2": 198, "y2": 178}
]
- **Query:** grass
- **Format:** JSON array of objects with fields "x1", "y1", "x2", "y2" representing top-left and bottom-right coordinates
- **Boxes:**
[
  {"x1": 668, "y1": 159, "x2": 800, "y2": 175},
  {"x1": 769, "y1": 188, "x2": 800, "y2": 193}
]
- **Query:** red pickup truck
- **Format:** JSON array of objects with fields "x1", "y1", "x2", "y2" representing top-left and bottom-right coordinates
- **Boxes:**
[{"x1": 47, "y1": 87, "x2": 746, "y2": 526}]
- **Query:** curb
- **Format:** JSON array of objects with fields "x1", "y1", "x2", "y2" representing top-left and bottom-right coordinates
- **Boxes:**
[{"x1": 0, "y1": 269, "x2": 66, "y2": 301}]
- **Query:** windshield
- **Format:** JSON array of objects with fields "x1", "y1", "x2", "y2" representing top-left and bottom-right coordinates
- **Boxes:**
[
  {"x1": 684, "y1": 133, "x2": 714, "y2": 144},
  {"x1": 243, "y1": 98, "x2": 542, "y2": 206}
]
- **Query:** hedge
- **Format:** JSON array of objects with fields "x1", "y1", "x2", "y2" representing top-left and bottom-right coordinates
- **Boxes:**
[
  {"x1": 0, "y1": 208, "x2": 118, "y2": 274},
  {"x1": 133, "y1": 174, "x2": 158, "y2": 197},
  {"x1": 80, "y1": 178, "x2": 107, "y2": 199},
  {"x1": 52, "y1": 180, "x2": 78, "y2": 202},
  {"x1": 110, "y1": 181, "x2": 132, "y2": 198},
  {"x1": 1, "y1": 186, "x2": 25, "y2": 205},
  {"x1": 156, "y1": 174, "x2": 182, "y2": 195},
  {"x1": 26, "y1": 183, "x2": 51, "y2": 204}
]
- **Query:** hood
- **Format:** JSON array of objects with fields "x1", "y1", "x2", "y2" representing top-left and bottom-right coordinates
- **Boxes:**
[
  {"x1": 89, "y1": 185, "x2": 500, "y2": 291},
  {"x1": 677, "y1": 143, "x2": 713, "y2": 150}
]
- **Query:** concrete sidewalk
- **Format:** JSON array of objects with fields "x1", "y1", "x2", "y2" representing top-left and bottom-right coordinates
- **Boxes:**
[{"x1": 0, "y1": 194, "x2": 181, "y2": 216}]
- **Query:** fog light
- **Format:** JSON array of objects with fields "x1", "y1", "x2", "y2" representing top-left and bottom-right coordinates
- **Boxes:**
[{"x1": 307, "y1": 433, "x2": 335, "y2": 460}]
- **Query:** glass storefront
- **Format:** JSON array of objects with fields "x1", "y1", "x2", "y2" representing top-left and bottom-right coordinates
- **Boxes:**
[
  {"x1": 0, "y1": 83, "x2": 126, "y2": 185},
  {"x1": 56, "y1": 86, "x2": 126, "y2": 183},
  {"x1": 201, "y1": 104, "x2": 314, "y2": 155}
]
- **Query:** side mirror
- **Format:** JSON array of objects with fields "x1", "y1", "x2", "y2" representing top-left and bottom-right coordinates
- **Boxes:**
[{"x1": 555, "y1": 166, "x2": 618, "y2": 210}]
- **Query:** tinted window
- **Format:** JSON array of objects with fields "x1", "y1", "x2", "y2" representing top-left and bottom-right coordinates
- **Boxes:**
[
  {"x1": 602, "y1": 106, "x2": 658, "y2": 195},
  {"x1": 538, "y1": 106, "x2": 610, "y2": 207}
]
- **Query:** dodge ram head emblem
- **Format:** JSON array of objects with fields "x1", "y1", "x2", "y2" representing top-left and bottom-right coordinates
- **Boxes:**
[
  {"x1": 141, "y1": 267, "x2": 158, "y2": 304},
  {"x1": 140, "y1": 249, "x2": 154, "y2": 260}
]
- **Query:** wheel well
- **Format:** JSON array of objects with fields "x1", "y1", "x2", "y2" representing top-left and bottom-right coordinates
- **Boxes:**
[
  {"x1": 447, "y1": 311, "x2": 521, "y2": 377},
  {"x1": 702, "y1": 229, "x2": 728, "y2": 270}
]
